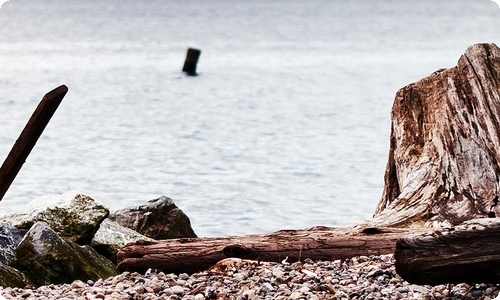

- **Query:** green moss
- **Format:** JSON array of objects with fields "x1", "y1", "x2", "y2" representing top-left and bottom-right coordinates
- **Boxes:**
[
  {"x1": 12, "y1": 222, "x2": 118, "y2": 286},
  {"x1": 0, "y1": 263, "x2": 32, "y2": 288}
]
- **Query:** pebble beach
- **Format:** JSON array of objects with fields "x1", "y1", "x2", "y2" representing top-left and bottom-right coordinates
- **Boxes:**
[{"x1": 0, "y1": 254, "x2": 498, "y2": 300}]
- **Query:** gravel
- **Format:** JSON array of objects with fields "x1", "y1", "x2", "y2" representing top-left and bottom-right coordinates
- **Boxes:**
[{"x1": 0, "y1": 254, "x2": 498, "y2": 299}]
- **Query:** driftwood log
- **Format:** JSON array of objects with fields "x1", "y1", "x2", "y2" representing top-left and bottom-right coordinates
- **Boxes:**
[
  {"x1": 117, "y1": 226, "x2": 425, "y2": 274},
  {"x1": 371, "y1": 43, "x2": 500, "y2": 228},
  {"x1": 395, "y1": 219, "x2": 500, "y2": 285}
]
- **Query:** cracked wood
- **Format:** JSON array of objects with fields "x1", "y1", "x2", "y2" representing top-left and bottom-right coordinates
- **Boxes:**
[
  {"x1": 117, "y1": 226, "x2": 426, "y2": 274},
  {"x1": 372, "y1": 43, "x2": 500, "y2": 228}
]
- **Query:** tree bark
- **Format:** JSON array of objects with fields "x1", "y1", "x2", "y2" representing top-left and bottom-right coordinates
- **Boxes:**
[
  {"x1": 117, "y1": 226, "x2": 425, "y2": 274},
  {"x1": 395, "y1": 218, "x2": 500, "y2": 285},
  {"x1": 371, "y1": 43, "x2": 500, "y2": 228}
]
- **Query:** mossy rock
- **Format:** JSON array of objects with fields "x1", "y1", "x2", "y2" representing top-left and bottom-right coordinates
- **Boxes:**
[
  {"x1": 0, "y1": 263, "x2": 31, "y2": 288},
  {"x1": 2, "y1": 191, "x2": 109, "y2": 244},
  {"x1": 11, "y1": 221, "x2": 118, "y2": 286},
  {"x1": 91, "y1": 218, "x2": 155, "y2": 263}
]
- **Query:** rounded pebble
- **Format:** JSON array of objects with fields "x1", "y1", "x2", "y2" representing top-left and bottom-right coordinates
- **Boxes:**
[{"x1": 0, "y1": 254, "x2": 499, "y2": 300}]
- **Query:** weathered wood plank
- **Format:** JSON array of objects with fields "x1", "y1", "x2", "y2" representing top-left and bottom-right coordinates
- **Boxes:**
[
  {"x1": 117, "y1": 226, "x2": 426, "y2": 274},
  {"x1": 0, "y1": 85, "x2": 68, "y2": 201},
  {"x1": 395, "y1": 218, "x2": 500, "y2": 285}
]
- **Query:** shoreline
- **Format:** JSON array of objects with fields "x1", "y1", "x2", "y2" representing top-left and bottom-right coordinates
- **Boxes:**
[{"x1": 1, "y1": 254, "x2": 498, "y2": 300}]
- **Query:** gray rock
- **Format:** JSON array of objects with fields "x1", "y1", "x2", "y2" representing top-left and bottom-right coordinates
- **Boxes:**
[
  {"x1": 0, "y1": 222, "x2": 23, "y2": 265},
  {"x1": 11, "y1": 221, "x2": 118, "y2": 286},
  {"x1": 2, "y1": 191, "x2": 109, "y2": 243},
  {"x1": 0, "y1": 262, "x2": 32, "y2": 288},
  {"x1": 410, "y1": 284, "x2": 430, "y2": 294},
  {"x1": 90, "y1": 218, "x2": 155, "y2": 263},
  {"x1": 109, "y1": 195, "x2": 197, "y2": 240}
]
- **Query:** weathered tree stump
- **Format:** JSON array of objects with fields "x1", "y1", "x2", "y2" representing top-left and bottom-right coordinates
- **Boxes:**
[
  {"x1": 117, "y1": 226, "x2": 425, "y2": 274},
  {"x1": 371, "y1": 43, "x2": 500, "y2": 228},
  {"x1": 395, "y1": 218, "x2": 500, "y2": 285}
]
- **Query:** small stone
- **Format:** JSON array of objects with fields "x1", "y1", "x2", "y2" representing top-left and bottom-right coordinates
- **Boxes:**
[
  {"x1": 171, "y1": 285, "x2": 184, "y2": 295},
  {"x1": 71, "y1": 280, "x2": 85, "y2": 289},
  {"x1": 389, "y1": 277, "x2": 401, "y2": 284},
  {"x1": 179, "y1": 273, "x2": 190, "y2": 280},
  {"x1": 410, "y1": 285, "x2": 430, "y2": 294},
  {"x1": 288, "y1": 291, "x2": 303, "y2": 300},
  {"x1": 272, "y1": 268, "x2": 284, "y2": 279},
  {"x1": 163, "y1": 288, "x2": 174, "y2": 296},
  {"x1": 242, "y1": 290, "x2": 256, "y2": 300},
  {"x1": 21, "y1": 291, "x2": 33, "y2": 298},
  {"x1": 260, "y1": 282, "x2": 274, "y2": 293},
  {"x1": 233, "y1": 273, "x2": 246, "y2": 281},
  {"x1": 114, "y1": 282, "x2": 126, "y2": 292},
  {"x1": 133, "y1": 285, "x2": 145, "y2": 294},
  {"x1": 319, "y1": 284, "x2": 335, "y2": 293}
]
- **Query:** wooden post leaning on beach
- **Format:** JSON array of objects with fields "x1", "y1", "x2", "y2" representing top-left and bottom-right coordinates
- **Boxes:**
[
  {"x1": 0, "y1": 85, "x2": 68, "y2": 201},
  {"x1": 117, "y1": 226, "x2": 427, "y2": 274},
  {"x1": 182, "y1": 48, "x2": 201, "y2": 76},
  {"x1": 395, "y1": 219, "x2": 500, "y2": 285}
]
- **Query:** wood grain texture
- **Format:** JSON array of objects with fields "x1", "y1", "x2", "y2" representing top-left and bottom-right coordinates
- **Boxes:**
[
  {"x1": 117, "y1": 226, "x2": 425, "y2": 274},
  {"x1": 395, "y1": 218, "x2": 500, "y2": 285},
  {"x1": 0, "y1": 85, "x2": 68, "y2": 201},
  {"x1": 371, "y1": 43, "x2": 500, "y2": 228}
]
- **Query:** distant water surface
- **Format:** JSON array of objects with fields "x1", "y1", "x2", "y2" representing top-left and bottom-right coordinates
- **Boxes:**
[{"x1": 0, "y1": 0, "x2": 499, "y2": 236}]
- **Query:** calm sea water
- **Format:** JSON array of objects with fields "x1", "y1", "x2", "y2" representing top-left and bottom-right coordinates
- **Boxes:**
[{"x1": 0, "y1": 1, "x2": 499, "y2": 236}]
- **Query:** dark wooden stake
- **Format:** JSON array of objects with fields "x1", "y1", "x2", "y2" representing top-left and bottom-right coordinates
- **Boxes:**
[
  {"x1": 182, "y1": 48, "x2": 201, "y2": 76},
  {"x1": 0, "y1": 85, "x2": 68, "y2": 201}
]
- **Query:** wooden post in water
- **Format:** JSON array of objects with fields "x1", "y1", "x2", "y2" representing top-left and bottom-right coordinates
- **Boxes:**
[
  {"x1": 0, "y1": 85, "x2": 68, "y2": 201},
  {"x1": 182, "y1": 48, "x2": 201, "y2": 76}
]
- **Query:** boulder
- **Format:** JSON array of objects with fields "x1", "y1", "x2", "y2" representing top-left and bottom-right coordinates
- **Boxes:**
[
  {"x1": 0, "y1": 263, "x2": 31, "y2": 288},
  {"x1": 372, "y1": 43, "x2": 500, "y2": 228},
  {"x1": 11, "y1": 221, "x2": 118, "y2": 286},
  {"x1": 2, "y1": 191, "x2": 109, "y2": 243},
  {"x1": 0, "y1": 222, "x2": 23, "y2": 265},
  {"x1": 90, "y1": 218, "x2": 155, "y2": 263},
  {"x1": 109, "y1": 195, "x2": 197, "y2": 239}
]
